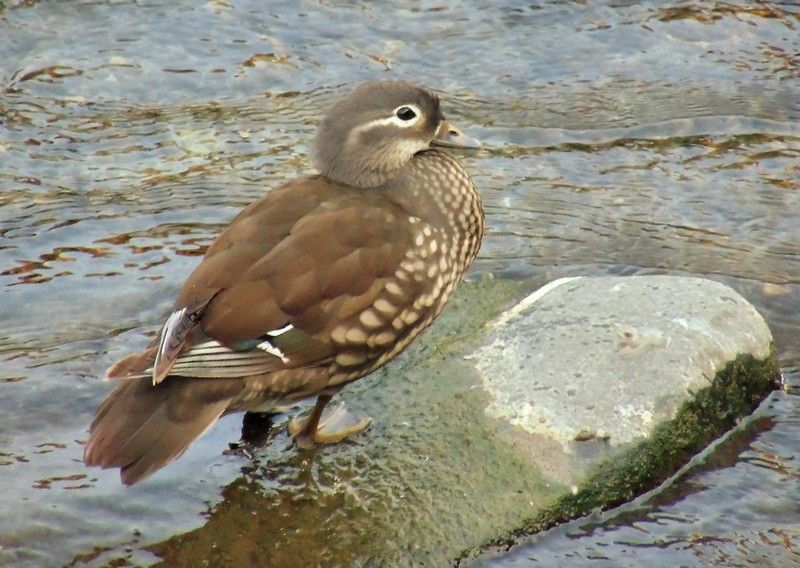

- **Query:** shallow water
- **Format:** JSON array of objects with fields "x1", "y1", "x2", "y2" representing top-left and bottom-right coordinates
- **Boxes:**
[{"x1": 1, "y1": 0, "x2": 799, "y2": 566}]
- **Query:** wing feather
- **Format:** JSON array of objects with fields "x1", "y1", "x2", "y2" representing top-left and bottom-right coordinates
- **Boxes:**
[{"x1": 108, "y1": 175, "x2": 416, "y2": 383}]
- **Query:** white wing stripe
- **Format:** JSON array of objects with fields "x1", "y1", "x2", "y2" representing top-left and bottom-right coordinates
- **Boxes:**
[
  {"x1": 266, "y1": 323, "x2": 294, "y2": 337},
  {"x1": 256, "y1": 340, "x2": 289, "y2": 363}
]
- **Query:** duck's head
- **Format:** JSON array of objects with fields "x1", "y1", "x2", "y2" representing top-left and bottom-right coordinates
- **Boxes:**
[{"x1": 313, "y1": 80, "x2": 480, "y2": 189}]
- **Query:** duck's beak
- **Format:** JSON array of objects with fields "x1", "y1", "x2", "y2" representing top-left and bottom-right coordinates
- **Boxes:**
[{"x1": 432, "y1": 120, "x2": 481, "y2": 149}]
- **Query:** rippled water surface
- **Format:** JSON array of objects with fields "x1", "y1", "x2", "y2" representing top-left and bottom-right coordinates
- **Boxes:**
[{"x1": 2, "y1": 1, "x2": 799, "y2": 566}]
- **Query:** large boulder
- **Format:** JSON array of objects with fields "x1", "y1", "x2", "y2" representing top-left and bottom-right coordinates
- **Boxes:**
[
  {"x1": 465, "y1": 275, "x2": 779, "y2": 562},
  {"x1": 134, "y1": 276, "x2": 778, "y2": 567}
]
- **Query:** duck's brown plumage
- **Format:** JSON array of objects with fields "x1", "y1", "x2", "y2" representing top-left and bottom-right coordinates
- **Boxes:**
[{"x1": 84, "y1": 81, "x2": 484, "y2": 484}]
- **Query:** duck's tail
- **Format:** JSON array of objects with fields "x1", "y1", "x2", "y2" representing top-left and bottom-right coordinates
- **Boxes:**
[{"x1": 84, "y1": 375, "x2": 241, "y2": 485}]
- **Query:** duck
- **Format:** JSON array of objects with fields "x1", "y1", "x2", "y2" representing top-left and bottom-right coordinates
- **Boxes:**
[{"x1": 84, "y1": 80, "x2": 484, "y2": 484}]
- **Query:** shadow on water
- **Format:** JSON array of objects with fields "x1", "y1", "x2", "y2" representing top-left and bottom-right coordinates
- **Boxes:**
[{"x1": 1, "y1": 0, "x2": 800, "y2": 566}]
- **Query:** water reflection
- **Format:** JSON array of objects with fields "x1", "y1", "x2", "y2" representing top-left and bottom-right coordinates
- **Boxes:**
[{"x1": 1, "y1": 0, "x2": 800, "y2": 566}]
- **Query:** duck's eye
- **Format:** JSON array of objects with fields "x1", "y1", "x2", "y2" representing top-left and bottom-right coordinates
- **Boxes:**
[{"x1": 395, "y1": 106, "x2": 417, "y2": 121}]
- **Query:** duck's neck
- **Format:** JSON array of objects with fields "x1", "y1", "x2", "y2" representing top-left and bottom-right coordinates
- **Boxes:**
[{"x1": 379, "y1": 149, "x2": 483, "y2": 237}]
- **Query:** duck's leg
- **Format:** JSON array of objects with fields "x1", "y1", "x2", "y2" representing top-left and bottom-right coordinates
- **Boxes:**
[
  {"x1": 240, "y1": 411, "x2": 275, "y2": 446},
  {"x1": 288, "y1": 394, "x2": 371, "y2": 449}
]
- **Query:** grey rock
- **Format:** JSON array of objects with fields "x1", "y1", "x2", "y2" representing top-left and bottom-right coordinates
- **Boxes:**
[{"x1": 474, "y1": 276, "x2": 772, "y2": 466}]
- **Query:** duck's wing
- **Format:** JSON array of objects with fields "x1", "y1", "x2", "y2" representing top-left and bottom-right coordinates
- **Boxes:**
[{"x1": 107, "y1": 176, "x2": 423, "y2": 386}]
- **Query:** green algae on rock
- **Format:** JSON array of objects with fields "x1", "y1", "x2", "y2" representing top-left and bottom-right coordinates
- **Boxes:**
[{"x1": 463, "y1": 352, "x2": 781, "y2": 564}]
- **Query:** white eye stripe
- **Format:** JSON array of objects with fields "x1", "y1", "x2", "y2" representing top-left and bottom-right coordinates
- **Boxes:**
[{"x1": 350, "y1": 103, "x2": 424, "y2": 137}]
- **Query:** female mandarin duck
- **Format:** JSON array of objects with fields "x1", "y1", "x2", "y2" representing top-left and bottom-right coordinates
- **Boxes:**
[{"x1": 84, "y1": 80, "x2": 484, "y2": 484}]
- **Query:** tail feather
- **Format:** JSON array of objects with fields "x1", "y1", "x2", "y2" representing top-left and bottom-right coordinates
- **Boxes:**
[
  {"x1": 84, "y1": 376, "x2": 242, "y2": 485},
  {"x1": 104, "y1": 347, "x2": 157, "y2": 380}
]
